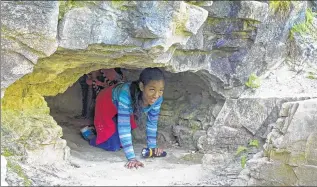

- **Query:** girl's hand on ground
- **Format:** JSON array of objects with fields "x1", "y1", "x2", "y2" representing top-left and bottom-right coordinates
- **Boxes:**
[{"x1": 125, "y1": 158, "x2": 144, "y2": 169}]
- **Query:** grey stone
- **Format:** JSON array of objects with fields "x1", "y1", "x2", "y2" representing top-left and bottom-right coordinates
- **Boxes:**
[
  {"x1": 58, "y1": 1, "x2": 208, "y2": 52},
  {"x1": 206, "y1": 1, "x2": 268, "y2": 22},
  {"x1": 58, "y1": 7, "x2": 95, "y2": 49},
  {"x1": 172, "y1": 125, "x2": 195, "y2": 149},
  {"x1": 212, "y1": 103, "x2": 223, "y2": 118},
  {"x1": 1, "y1": 53, "x2": 34, "y2": 89},
  {"x1": 1, "y1": 1, "x2": 317, "y2": 186},
  {"x1": 236, "y1": 1, "x2": 269, "y2": 22},
  {"x1": 277, "y1": 99, "x2": 317, "y2": 151},
  {"x1": 288, "y1": 16, "x2": 317, "y2": 72},
  {"x1": 25, "y1": 139, "x2": 67, "y2": 165},
  {"x1": 210, "y1": 98, "x2": 278, "y2": 136},
  {"x1": 1, "y1": 1, "x2": 59, "y2": 55},
  {"x1": 1, "y1": 156, "x2": 8, "y2": 186},
  {"x1": 232, "y1": 168, "x2": 250, "y2": 186},
  {"x1": 182, "y1": 24, "x2": 205, "y2": 50},
  {"x1": 306, "y1": 132, "x2": 317, "y2": 166},
  {"x1": 293, "y1": 165, "x2": 317, "y2": 186},
  {"x1": 245, "y1": 99, "x2": 317, "y2": 185},
  {"x1": 193, "y1": 130, "x2": 207, "y2": 149},
  {"x1": 248, "y1": 159, "x2": 298, "y2": 186},
  {"x1": 201, "y1": 152, "x2": 232, "y2": 170},
  {"x1": 1, "y1": 1, "x2": 59, "y2": 89},
  {"x1": 313, "y1": 1, "x2": 317, "y2": 12},
  {"x1": 279, "y1": 102, "x2": 291, "y2": 117}
]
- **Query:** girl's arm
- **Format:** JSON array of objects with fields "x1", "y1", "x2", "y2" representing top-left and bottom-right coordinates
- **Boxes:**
[
  {"x1": 117, "y1": 88, "x2": 136, "y2": 160},
  {"x1": 146, "y1": 97, "x2": 163, "y2": 149}
]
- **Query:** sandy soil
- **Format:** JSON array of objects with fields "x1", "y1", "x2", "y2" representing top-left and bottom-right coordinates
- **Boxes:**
[{"x1": 42, "y1": 113, "x2": 225, "y2": 186}]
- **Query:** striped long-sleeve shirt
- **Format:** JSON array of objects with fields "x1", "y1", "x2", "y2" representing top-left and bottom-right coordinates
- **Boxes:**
[{"x1": 112, "y1": 82, "x2": 163, "y2": 160}]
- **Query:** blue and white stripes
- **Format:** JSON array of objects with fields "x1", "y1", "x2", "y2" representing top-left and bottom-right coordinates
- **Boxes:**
[{"x1": 112, "y1": 82, "x2": 163, "y2": 160}]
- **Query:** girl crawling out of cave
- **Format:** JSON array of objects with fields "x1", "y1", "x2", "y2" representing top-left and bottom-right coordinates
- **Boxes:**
[{"x1": 82, "y1": 67, "x2": 165, "y2": 169}]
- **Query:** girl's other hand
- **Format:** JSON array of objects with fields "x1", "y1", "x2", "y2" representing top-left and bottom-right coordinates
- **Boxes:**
[{"x1": 125, "y1": 158, "x2": 144, "y2": 169}]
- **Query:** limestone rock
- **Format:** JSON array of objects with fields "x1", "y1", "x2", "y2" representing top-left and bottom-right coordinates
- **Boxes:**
[
  {"x1": 25, "y1": 139, "x2": 68, "y2": 165},
  {"x1": 1, "y1": 1, "x2": 59, "y2": 89},
  {"x1": 205, "y1": 98, "x2": 279, "y2": 153},
  {"x1": 59, "y1": 1, "x2": 208, "y2": 52},
  {"x1": 288, "y1": 12, "x2": 317, "y2": 72},
  {"x1": 206, "y1": 1, "x2": 269, "y2": 22},
  {"x1": 243, "y1": 99, "x2": 317, "y2": 186},
  {"x1": 193, "y1": 130, "x2": 207, "y2": 150},
  {"x1": 201, "y1": 152, "x2": 232, "y2": 171},
  {"x1": 313, "y1": 1, "x2": 317, "y2": 12},
  {"x1": 276, "y1": 99, "x2": 317, "y2": 155},
  {"x1": 306, "y1": 132, "x2": 317, "y2": 165},
  {"x1": 172, "y1": 125, "x2": 195, "y2": 150},
  {"x1": 1, "y1": 1, "x2": 317, "y2": 186},
  {"x1": 1, "y1": 156, "x2": 8, "y2": 186},
  {"x1": 211, "y1": 102, "x2": 223, "y2": 118},
  {"x1": 293, "y1": 165, "x2": 317, "y2": 186},
  {"x1": 248, "y1": 158, "x2": 297, "y2": 186}
]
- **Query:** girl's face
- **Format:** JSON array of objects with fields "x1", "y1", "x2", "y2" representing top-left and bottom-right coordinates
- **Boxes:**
[{"x1": 140, "y1": 80, "x2": 165, "y2": 106}]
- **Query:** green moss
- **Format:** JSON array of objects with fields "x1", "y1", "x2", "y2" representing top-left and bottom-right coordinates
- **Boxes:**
[
  {"x1": 2, "y1": 34, "x2": 47, "y2": 57},
  {"x1": 16, "y1": 1, "x2": 24, "y2": 5},
  {"x1": 58, "y1": 1, "x2": 71, "y2": 20},
  {"x1": 245, "y1": 73, "x2": 261, "y2": 88},
  {"x1": 231, "y1": 31, "x2": 250, "y2": 39},
  {"x1": 236, "y1": 146, "x2": 248, "y2": 156},
  {"x1": 243, "y1": 19, "x2": 260, "y2": 31},
  {"x1": 182, "y1": 153, "x2": 195, "y2": 161},
  {"x1": 307, "y1": 72, "x2": 316, "y2": 79},
  {"x1": 2, "y1": 25, "x2": 55, "y2": 57},
  {"x1": 7, "y1": 160, "x2": 32, "y2": 186},
  {"x1": 187, "y1": 1, "x2": 207, "y2": 7},
  {"x1": 174, "y1": 49, "x2": 211, "y2": 56},
  {"x1": 86, "y1": 44, "x2": 140, "y2": 51},
  {"x1": 1, "y1": 109, "x2": 61, "y2": 149},
  {"x1": 269, "y1": 149, "x2": 291, "y2": 163},
  {"x1": 181, "y1": 153, "x2": 203, "y2": 163},
  {"x1": 271, "y1": 164, "x2": 297, "y2": 185},
  {"x1": 269, "y1": 1, "x2": 291, "y2": 16},
  {"x1": 289, "y1": 152, "x2": 306, "y2": 165},
  {"x1": 241, "y1": 155, "x2": 247, "y2": 168},
  {"x1": 111, "y1": 0, "x2": 129, "y2": 11},
  {"x1": 2, "y1": 148, "x2": 14, "y2": 157},
  {"x1": 1, "y1": 43, "x2": 164, "y2": 111},
  {"x1": 190, "y1": 123, "x2": 200, "y2": 133},
  {"x1": 206, "y1": 17, "x2": 222, "y2": 26},
  {"x1": 290, "y1": 8, "x2": 317, "y2": 40},
  {"x1": 249, "y1": 139, "x2": 259, "y2": 148},
  {"x1": 58, "y1": 0, "x2": 97, "y2": 20},
  {"x1": 173, "y1": 7, "x2": 191, "y2": 37}
]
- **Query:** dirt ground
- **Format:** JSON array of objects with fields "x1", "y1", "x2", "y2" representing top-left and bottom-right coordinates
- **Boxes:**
[{"x1": 43, "y1": 113, "x2": 228, "y2": 186}]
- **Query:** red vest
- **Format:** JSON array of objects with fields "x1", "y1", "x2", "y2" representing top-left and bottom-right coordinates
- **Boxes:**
[{"x1": 94, "y1": 86, "x2": 137, "y2": 145}]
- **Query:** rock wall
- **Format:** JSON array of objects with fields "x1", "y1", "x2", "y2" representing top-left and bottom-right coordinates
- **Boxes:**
[
  {"x1": 1, "y1": 1, "x2": 317, "y2": 186},
  {"x1": 45, "y1": 82, "x2": 82, "y2": 115},
  {"x1": 1, "y1": 0, "x2": 207, "y2": 160},
  {"x1": 233, "y1": 99, "x2": 317, "y2": 186}
]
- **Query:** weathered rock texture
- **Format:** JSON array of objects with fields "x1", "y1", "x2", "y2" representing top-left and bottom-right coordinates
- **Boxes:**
[
  {"x1": 1, "y1": 156, "x2": 8, "y2": 186},
  {"x1": 233, "y1": 99, "x2": 317, "y2": 186},
  {"x1": 1, "y1": 0, "x2": 317, "y2": 186}
]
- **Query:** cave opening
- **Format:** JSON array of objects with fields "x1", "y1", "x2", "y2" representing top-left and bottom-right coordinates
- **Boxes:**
[{"x1": 44, "y1": 67, "x2": 224, "y2": 162}]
